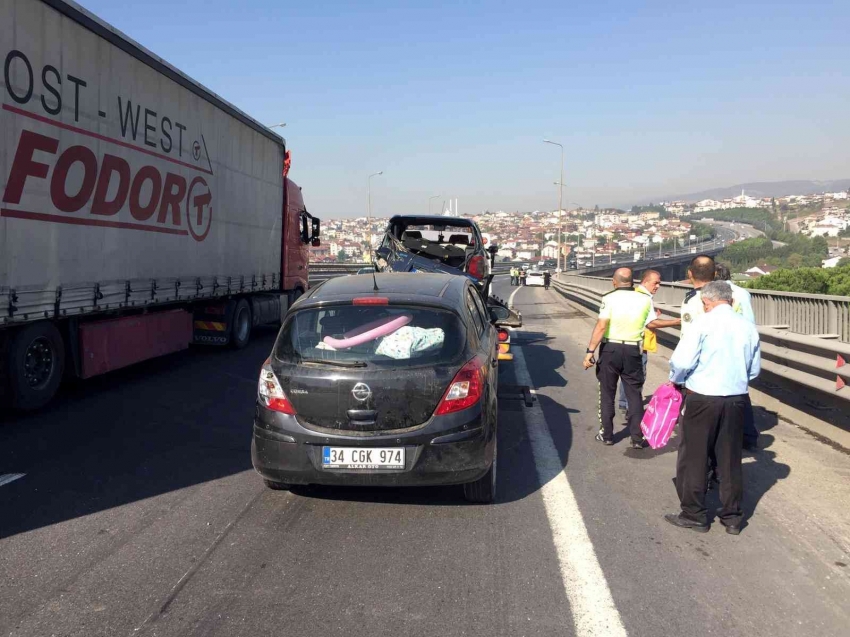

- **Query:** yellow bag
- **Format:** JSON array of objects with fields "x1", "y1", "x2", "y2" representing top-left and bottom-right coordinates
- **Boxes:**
[{"x1": 643, "y1": 328, "x2": 658, "y2": 353}]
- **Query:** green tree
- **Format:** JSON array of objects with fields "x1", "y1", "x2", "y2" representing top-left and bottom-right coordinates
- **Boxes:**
[
  {"x1": 748, "y1": 268, "x2": 830, "y2": 294},
  {"x1": 786, "y1": 253, "x2": 803, "y2": 268},
  {"x1": 748, "y1": 265, "x2": 850, "y2": 295},
  {"x1": 336, "y1": 249, "x2": 347, "y2": 262}
]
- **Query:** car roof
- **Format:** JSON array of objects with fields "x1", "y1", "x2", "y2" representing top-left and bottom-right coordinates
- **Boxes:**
[
  {"x1": 388, "y1": 215, "x2": 477, "y2": 228},
  {"x1": 298, "y1": 273, "x2": 469, "y2": 310}
]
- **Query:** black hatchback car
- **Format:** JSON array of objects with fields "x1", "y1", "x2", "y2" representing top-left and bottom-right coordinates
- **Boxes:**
[{"x1": 251, "y1": 273, "x2": 499, "y2": 502}]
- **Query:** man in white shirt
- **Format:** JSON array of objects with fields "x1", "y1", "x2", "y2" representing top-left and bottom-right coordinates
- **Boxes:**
[
  {"x1": 680, "y1": 255, "x2": 716, "y2": 336},
  {"x1": 715, "y1": 263, "x2": 759, "y2": 451},
  {"x1": 666, "y1": 281, "x2": 761, "y2": 535},
  {"x1": 715, "y1": 264, "x2": 755, "y2": 323}
]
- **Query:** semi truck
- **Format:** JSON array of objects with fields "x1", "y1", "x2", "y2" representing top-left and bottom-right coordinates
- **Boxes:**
[{"x1": 0, "y1": 0, "x2": 319, "y2": 410}]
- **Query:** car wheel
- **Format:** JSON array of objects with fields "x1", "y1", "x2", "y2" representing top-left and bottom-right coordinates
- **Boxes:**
[
  {"x1": 230, "y1": 299, "x2": 252, "y2": 349},
  {"x1": 8, "y1": 322, "x2": 65, "y2": 411},
  {"x1": 263, "y1": 479, "x2": 290, "y2": 491},
  {"x1": 463, "y1": 435, "x2": 497, "y2": 504}
]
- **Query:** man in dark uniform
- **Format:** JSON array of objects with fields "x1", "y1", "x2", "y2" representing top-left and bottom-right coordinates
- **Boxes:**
[
  {"x1": 543, "y1": 270, "x2": 551, "y2": 290},
  {"x1": 583, "y1": 268, "x2": 653, "y2": 449}
]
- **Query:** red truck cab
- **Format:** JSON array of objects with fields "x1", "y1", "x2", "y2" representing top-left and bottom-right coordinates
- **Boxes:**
[{"x1": 283, "y1": 178, "x2": 319, "y2": 303}]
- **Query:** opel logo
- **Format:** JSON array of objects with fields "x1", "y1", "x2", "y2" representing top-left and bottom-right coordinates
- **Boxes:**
[{"x1": 351, "y1": 383, "x2": 372, "y2": 402}]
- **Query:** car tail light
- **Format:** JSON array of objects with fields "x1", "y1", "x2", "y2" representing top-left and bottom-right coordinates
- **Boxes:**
[
  {"x1": 435, "y1": 357, "x2": 486, "y2": 416},
  {"x1": 258, "y1": 359, "x2": 296, "y2": 414},
  {"x1": 353, "y1": 297, "x2": 389, "y2": 305},
  {"x1": 468, "y1": 255, "x2": 486, "y2": 280},
  {"x1": 498, "y1": 328, "x2": 509, "y2": 342}
]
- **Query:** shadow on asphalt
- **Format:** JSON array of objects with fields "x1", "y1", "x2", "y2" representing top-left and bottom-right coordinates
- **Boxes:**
[{"x1": 0, "y1": 326, "x2": 279, "y2": 540}]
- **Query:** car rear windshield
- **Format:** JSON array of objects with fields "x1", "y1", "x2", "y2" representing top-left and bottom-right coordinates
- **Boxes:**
[{"x1": 274, "y1": 305, "x2": 466, "y2": 367}]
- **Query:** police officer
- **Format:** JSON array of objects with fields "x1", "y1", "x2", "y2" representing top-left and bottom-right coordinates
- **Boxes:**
[
  {"x1": 680, "y1": 255, "x2": 716, "y2": 336},
  {"x1": 583, "y1": 267, "x2": 653, "y2": 449}
]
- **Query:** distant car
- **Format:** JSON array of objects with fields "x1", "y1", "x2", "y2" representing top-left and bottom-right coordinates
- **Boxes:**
[
  {"x1": 526, "y1": 270, "x2": 545, "y2": 287},
  {"x1": 252, "y1": 272, "x2": 499, "y2": 503},
  {"x1": 663, "y1": 253, "x2": 671, "y2": 257},
  {"x1": 356, "y1": 267, "x2": 375, "y2": 275}
]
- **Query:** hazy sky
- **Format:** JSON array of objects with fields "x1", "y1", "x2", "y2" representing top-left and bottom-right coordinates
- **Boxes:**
[{"x1": 81, "y1": 0, "x2": 850, "y2": 217}]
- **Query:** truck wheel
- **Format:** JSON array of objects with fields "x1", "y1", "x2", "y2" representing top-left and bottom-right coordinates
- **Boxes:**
[
  {"x1": 463, "y1": 436, "x2": 497, "y2": 504},
  {"x1": 230, "y1": 299, "x2": 252, "y2": 349},
  {"x1": 8, "y1": 322, "x2": 65, "y2": 411}
]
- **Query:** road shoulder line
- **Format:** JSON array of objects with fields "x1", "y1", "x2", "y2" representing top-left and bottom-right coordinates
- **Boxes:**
[{"x1": 512, "y1": 343, "x2": 628, "y2": 637}]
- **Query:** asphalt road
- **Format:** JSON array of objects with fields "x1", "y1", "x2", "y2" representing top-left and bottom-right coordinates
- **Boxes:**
[{"x1": 1, "y1": 278, "x2": 849, "y2": 637}]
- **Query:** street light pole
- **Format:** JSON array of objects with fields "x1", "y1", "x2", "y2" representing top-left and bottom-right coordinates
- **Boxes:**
[
  {"x1": 544, "y1": 140, "x2": 564, "y2": 272},
  {"x1": 428, "y1": 194, "x2": 441, "y2": 215},
  {"x1": 266, "y1": 122, "x2": 286, "y2": 130},
  {"x1": 367, "y1": 171, "x2": 383, "y2": 260}
]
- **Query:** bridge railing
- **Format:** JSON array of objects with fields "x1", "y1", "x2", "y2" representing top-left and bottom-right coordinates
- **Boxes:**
[
  {"x1": 550, "y1": 276, "x2": 850, "y2": 413},
  {"x1": 556, "y1": 274, "x2": 850, "y2": 343}
]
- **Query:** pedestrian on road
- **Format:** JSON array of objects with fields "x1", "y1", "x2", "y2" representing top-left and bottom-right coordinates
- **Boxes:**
[
  {"x1": 544, "y1": 270, "x2": 551, "y2": 290},
  {"x1": 715, "y1": 264, "x2": 755, "y2": 323},
  {"x1": 617, "y1": 269, "x2": 682, "y2": 412},
  {"x1": 583, "y1": 267, "x2": 653, "y2": 449},
  {"x1": 665, "y1": 281, "x2": 761, "y2": 535},
  {"x1": 715, "y1": 263, "x2": 759, "y2": 450},
  {"x1": 520, "y1": 268, "x2": 527, "y2": 286},
  {"x1": 510, "y1": 267, "x2": 517, "y2": 286},
  {"x1": 680, "y1": 255, "x2": 716, "y2": 336}
]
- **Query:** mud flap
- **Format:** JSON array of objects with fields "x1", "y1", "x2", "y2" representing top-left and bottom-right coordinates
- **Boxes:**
[{"x1": 192, "y1": 301, "x2": 235, "y2": 346}]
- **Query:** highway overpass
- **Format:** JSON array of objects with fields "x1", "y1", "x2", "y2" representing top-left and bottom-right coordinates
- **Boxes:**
[{"x1": 3, "y1": 272, "x2": 848, "y2": 637}]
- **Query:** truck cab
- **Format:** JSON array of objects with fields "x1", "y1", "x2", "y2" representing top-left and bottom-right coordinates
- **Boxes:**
[{"x1": 283, "y1": 178, "x2": 320, "y2": 303}]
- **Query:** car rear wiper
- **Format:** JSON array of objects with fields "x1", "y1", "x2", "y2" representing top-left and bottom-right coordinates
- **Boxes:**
[{"x1": 300, "y1": 358, "x2": 368, "y2": 368}]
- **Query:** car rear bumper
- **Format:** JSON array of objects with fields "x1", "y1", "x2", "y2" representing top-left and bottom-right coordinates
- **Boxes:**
[{"x1": 251, "y1": 404, "x2": 495, "y2": 487}]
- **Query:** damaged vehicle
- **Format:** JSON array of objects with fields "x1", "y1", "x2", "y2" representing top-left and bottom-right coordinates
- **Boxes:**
[
  {"x1": 374, "y1": 215, "x2": 521, "y2": 329},
  {"x1": 375, "y1": 216, "x2": 491, "y2": 290},
  {"x1": 251, "y1": 272, "x2": 499, "y2": 503}
]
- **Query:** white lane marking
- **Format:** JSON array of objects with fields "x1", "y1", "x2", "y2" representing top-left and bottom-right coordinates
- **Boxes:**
[
  {"x1": 512, "y1": 344, "x2": 628, "y2": 637},
  {"x1": 0, "y1": 473, "x2": 26, "y2": 487},
  {"x1": 508, "y1": 285, "x2": 522, "y2": 308}
]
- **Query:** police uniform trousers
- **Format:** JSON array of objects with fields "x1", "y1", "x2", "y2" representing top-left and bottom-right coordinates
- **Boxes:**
[
  {"x1": 676, "y1": 392, "x2": 745, "y2": 527},
  {"x1": 596, "y1": 341, "x2": 644, "y2": 442}
]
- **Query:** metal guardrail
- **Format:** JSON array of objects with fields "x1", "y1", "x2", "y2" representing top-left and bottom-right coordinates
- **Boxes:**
[
  {"x1": 550, "y1": 276, "x2": 850, "y2": 406},
  {"x1": 558, "y1": 275, "x2": 850, "y2": 343}
]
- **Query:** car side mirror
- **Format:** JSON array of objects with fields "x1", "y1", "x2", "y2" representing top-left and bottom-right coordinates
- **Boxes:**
[{"x1": 489, "y1": 306, "x2": 510, "y2": 322}]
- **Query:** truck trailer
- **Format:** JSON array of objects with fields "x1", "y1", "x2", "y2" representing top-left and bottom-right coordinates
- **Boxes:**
[{"x1": 1, "y1": 0, "x2": 319, "y2": 410}]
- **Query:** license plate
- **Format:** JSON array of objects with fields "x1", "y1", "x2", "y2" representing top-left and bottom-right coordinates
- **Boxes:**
[{"x1": 322, "y1": 447, "x2": 405, "y2": 470}]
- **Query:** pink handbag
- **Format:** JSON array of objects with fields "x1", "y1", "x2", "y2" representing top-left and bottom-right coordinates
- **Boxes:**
[{"x1": 640, "y1": 383, "x2": 682, "y2": 449}]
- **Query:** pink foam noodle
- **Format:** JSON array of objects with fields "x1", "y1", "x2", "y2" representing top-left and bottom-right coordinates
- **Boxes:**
[{"x1": 323, "y1": 314, "x2": 412, "y2": 349}]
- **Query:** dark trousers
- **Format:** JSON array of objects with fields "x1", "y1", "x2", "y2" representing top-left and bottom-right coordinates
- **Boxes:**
[
  {"x1": 676, "y1": 392, "x2": 745, "y2": 526},
  {"x1": 596, "y1": 342, "x2": 644, "y2": 442},
  {"x1": 742, "y1": 394, "x2": 759, "y2": 445}
]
